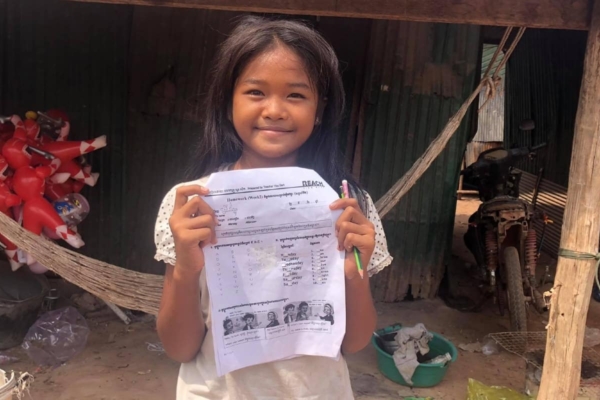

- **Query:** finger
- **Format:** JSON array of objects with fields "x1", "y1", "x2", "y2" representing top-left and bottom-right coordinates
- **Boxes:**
[
  {"x1": 329, "y1": 198, "x2": 359, "y2": 211},
  {"x1": 181, "y1": 214, "x2": 215, "y2": 230},
  {"x1": 176, "y1": 196, "x2": 216, "y2": 220},
  {"x1": 170, "y1": 204, "x2": 217, "y2": 242},
  {"x1": 188, "y1": 198, "x2": 218, "y2": 244},
  {"x1": 337, "y1": 221, "x2": 373, "y2": 250},
  {"x1": 173, "y1": 185, "x2": 209, "y2": 211},
  {"x1": 175, "y1": 227, "x2": 212, "y2": 247},
  {"x1": 181, "y1": 215, "x2": 217, "y2": 244},
  {"x1": 335, "y1": 207, "x2": 371, "y2": 233},
  {"x1": 343, "y1": 232, "x2": 375, "y2": 254}
]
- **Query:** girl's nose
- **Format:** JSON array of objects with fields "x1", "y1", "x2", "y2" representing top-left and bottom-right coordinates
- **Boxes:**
[{"x1": 261, "y1": 97, "x2": 288, "y2": 120}]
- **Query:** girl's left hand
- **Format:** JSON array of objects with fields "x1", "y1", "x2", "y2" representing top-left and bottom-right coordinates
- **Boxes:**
[{"x1": 330, "y1": 198, "x2": 376, "y2": 279}]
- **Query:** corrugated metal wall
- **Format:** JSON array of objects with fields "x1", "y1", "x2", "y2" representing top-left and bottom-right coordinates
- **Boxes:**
[
  {"x1": 472, "y1": 44, "x2": 505, "y2": 143},
  {"x1": 505, "y1": 29, "x2": 586, "y2": 187},
  {"x1": 519, "y1": 169, "x2": 566, "y2": 256},
  {"x1": 1, "y1": 1, "x2": 371, "y2": 274},
  {"x1": 123, "y1": 8, "x2": 241, "y2": 273},
  {"x1": 0, "y1": 0, "x2": 130, "y2": 268},
  {"x1": 123, "y1": 10, "x2": 370, "y2": 274},
  {"x1": 1, "y1": 2, "x2": 479, "y2": 288},
  {"x1": 359, "y1": 21, "x2": 480, "y2": 301},
  {"x1": 481, "y1": 44, "x2": 506, "y2": 80}
]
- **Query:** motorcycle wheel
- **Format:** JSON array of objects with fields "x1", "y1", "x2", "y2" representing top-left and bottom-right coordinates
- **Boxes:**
[
  {"x1": 504, "y1": 246, "x2": 528, "y2": 331},
  {"x1": 593, "y1": 284, "x2": 600, "y2": 303}
]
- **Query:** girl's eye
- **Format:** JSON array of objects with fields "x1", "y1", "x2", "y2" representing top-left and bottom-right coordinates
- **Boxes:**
[
  {"x1": 289, "y1": 93, "x2": 307, "y2": 99},
  {"x1": 246, "y1": 90, "x2": 264, "y2": 96}
]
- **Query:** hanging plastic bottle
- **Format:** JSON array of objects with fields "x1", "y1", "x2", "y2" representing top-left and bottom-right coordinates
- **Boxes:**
[{"x1": 52, "y1": 193, "x2": 90, "y2": 227}]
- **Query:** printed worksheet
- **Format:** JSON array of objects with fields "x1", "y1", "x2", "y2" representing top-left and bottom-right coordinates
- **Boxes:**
[{"x1": 202, "y1": 167, "x2": 346, "y2": 376}]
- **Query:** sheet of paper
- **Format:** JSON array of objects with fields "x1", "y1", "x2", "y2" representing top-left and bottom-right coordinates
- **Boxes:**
[{"x1": 202, "y1": 167, "x2": 346, "y2": 376}]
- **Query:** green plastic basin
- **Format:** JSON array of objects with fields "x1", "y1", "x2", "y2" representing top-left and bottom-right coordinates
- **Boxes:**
[{"x1": 371, "y1": 324, "x2": 458, "y2": 388}]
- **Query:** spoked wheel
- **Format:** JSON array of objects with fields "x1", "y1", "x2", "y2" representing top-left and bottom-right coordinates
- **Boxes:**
[
  {"x1": 496, "y1": 278, "x2": 507, "y2": 317},
  {"x1": 593, "y1": 284, "x2": 600, "y2": 303},
  {"x1": 504, "y1": 246, "x2": 528, "y2": 332}
]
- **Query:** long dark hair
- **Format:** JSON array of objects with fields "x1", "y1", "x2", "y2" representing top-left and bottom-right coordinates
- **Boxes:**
[{"x1": 188, "y1": 15, "x2": 366, "y2": 212}]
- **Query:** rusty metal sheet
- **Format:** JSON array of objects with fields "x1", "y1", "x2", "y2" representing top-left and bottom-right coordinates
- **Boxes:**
[
  {"x1": 518, "y1": 169, "x2": 566, "y2": 257},
  {"x1": 472, "y1": 44, "x2": 505, "y2": 143},
  {"x1": 360, "y1": 20, "x2": 480, "y2": 301}
]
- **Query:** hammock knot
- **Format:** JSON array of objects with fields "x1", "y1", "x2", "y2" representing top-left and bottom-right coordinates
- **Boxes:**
[{"x1": 478, "y1": 76, "x2": 502, "y2": 112}]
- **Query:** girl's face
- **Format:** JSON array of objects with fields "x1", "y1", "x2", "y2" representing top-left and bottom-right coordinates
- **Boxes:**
[
  {"x1": 245, "y1": 317, "x2": 254, "y2": 324},
  {"x1": 268, "y1": 313, "x2": 274, "y2": 321},
  {"x1": 232, "y1": 45, "x2": 319, "y2": 167},
  {"x1": 300, "y1": 305, "x2": 308, "y2": 313},
  {"x1": 324, "y1": 305, "x2": 331, "y2": 315},
  {"x1": 225, "y1": 321, "x2": 233, "y2": 331}
]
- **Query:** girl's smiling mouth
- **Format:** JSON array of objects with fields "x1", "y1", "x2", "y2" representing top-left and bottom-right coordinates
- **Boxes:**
[{"x1": 255, "y1": 126, "x2": 294, "y2": 137}]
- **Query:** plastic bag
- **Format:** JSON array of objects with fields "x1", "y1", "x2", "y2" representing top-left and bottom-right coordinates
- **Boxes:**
[
  {"x1": 481, "y1": 337, "x2": 500, "y2": 356},
  {"x1": 467, "y1": 378, "x2": 533, "y2": 400},
  {"x1": 22, "y1": 306, "x2": 89, "y2": 367},
  {"x1": 0, "y1": 353, "x2": 19, "y2": 365},
  {"x1": 584, "y1": 326, "x2": 600, "y2": 347}
]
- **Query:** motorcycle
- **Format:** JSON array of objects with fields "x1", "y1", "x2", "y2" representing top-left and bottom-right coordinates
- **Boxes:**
[
  {"x1": 593, "y1": 283, "x2": 600, "y2": 302},
  {"x1": 462, "y1": 125, "x2": 548, "y2": 331}
]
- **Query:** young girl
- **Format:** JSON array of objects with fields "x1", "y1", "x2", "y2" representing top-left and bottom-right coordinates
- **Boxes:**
[
  {"x1": 266, "y1": 311, "x2": 280, "y2": 328},
  {"x1": 283, "y1": 303, "x2": 296, "y2": 323},
  {"x1": 321, "y1": 303, "x2": 335, "y2": 325},
  {"x1": 155, "y1": 16, "x2": 392, "y2": 399},
  {"x1": 223, "y1": 318, "x2": 234, "y2": 336},
  {"x1": 242, "y1": 313, "x2": 256, "y2": 331},
  {"x1": 295, "y1": 301, "x2": 309, "y2": 321}
]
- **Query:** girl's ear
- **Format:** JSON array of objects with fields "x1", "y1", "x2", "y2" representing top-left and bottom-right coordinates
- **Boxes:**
[{"x1": 315, "y1": 97, "x2": 327, "y2": 126}]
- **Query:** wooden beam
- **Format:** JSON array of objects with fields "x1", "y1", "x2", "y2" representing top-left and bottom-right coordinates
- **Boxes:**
[
  {"x1": 64, "y1": 0, "x2": 592, "y2": 31},
  {"x1": 537, "y1": 0, "x2": 600, "y2": 398}
]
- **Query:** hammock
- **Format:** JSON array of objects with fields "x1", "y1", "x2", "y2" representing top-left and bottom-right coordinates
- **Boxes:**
[
  {"x1": 0, "y1": 212, "x2": 163, "y2": 315},
  {"x1": 0, "y1": 28, "x2": 524, "y2": 315}
]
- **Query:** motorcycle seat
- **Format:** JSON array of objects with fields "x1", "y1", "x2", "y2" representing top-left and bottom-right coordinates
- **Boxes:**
[{"x1": 480, "y1": 196, "x2": 531, "y2": 213}]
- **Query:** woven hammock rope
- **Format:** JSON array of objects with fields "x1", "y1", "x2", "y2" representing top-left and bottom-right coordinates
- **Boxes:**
[
  {"x1": 0, "y1": 28, "x2": 524, "y2": 315},
  {"x1": 375, "y1": 27, "x2": 525, "y2": 218},
  {"x1": 0, "y1": 212, "x2": 162, "y2": 315}
]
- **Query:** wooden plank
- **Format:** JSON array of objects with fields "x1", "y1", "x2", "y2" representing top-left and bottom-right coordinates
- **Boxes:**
[
  {"x1": 337, "y1": 0, "x2": 590, "y2": 30},
  {"x1": 63, "y1": 0, "x2": 592, "y2": 31},
  {"x1": 537, "y1": 0, "x2": 600, "y2": 398},
  {"x1": 65, "y1": 0, "x2": 337, "y2": 16}
]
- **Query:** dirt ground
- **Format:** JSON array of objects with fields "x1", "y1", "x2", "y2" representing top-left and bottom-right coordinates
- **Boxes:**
[{"x1": 3, "y1": 198, "x2": 600, "y2": 399}]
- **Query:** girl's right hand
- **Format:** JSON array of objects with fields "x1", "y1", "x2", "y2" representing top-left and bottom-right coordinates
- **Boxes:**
[{"x1": 169, "y1": 185, "x2": 217, "y2": 274}]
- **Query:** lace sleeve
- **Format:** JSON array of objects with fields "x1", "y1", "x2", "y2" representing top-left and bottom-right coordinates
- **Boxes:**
[
  {"x1": 365, "y1": 193, "x2": 393, "y2": 276},
  {"x1": 154, "y1": 187, "x2": 177, "y2": 266}
]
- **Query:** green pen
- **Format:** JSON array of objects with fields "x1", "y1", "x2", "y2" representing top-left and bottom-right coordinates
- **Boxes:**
[{"x1": 341, "y1": 180, "x2": 364, "y2": 279}]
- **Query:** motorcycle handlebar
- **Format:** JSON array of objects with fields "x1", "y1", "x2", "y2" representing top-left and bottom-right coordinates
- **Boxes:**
[
  {"x1": 531, "y1": 142, "x2": 547, "y2": 152},
  {"x1": 463, "y1": 142, "x2": 547, "y2": 175}
]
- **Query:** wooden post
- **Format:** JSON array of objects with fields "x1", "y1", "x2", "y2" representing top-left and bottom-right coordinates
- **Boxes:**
[
  {"x1": 538, "y1": 1, "x2": 600, "y2": 398},
  {"x1": 64, "y1": 0, "x2": 592, "y2": 31}
]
